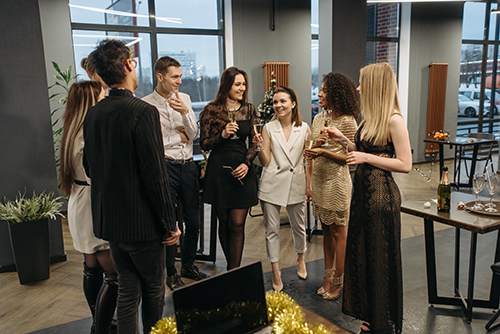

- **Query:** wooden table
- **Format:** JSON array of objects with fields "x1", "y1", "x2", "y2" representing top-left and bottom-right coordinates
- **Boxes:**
[
  {"x1": 401, "y1": 192, "x2": 500, "y2": 323},
  {"x1": 424, "y1": 137, "x2": 496, "y2": 188}
]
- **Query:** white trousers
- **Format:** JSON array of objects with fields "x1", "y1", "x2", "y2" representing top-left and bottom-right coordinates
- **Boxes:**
[{"x1": 261, "y1": 200, "x2": 307, "y2": 263}]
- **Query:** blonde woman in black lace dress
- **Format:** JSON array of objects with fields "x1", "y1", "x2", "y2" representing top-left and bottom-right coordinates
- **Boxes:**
[
  {"x1": 199, "y1": 67, "x2": 258, "y2": 270},
  {"x1": 327, "y1": 63, "x2": 411, "y2": 334}
]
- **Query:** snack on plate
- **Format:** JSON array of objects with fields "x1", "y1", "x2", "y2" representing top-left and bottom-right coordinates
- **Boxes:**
[{"x1": 457, "y1": 201, "x2": 466, "y2": 210}]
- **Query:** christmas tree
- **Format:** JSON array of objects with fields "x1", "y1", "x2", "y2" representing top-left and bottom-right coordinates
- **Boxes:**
[{"x1": 257, "y1": 71, "x2": 277, "y2": 123}]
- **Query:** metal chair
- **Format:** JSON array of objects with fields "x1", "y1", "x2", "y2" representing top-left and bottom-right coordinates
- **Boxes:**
[{"x1": 455, "y1": 133, "x2": 495, "y2": 183}]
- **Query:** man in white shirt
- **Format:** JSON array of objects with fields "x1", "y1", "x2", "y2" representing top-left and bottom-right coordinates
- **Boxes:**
[{"x1": 143, "y1": 56, "x2": 209, "y2": 290}]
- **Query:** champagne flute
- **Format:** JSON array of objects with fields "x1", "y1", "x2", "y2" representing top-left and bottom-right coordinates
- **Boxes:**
[
  {"x1": 303, "y1": 131, "x2": 313, "y2": 167},
  {"x1": 322, "y1": 110, "x2": 332, "y2": 147},
  {"x1": 228, "y1": 107, "x2": 240, "y2": 139},
  {"x1": 253, "y1": 120, "x2": 263, "y2": 152},
  {"x1": 486, "y1": 172, "x2": 497, "y2": 212},
  {"x1": 472, "y1": 173, "x2": 485, "y2": 210}
]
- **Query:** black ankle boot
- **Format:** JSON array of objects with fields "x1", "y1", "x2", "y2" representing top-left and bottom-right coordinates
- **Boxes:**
[
  {"x1": 83, "y1": 263, "x2": 104, "y2": 334},
  {"x1": 95, "y1": 272, "x2": 118, "y2": 334}
]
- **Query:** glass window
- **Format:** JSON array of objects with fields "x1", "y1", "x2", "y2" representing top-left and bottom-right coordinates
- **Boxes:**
[
  {"x1": 460, "y1": 44, "x2": 484, "y2": 87},
  {"x1": 311, "y1": 39, "x2": 319, "y2": 120},
  {"x1": 154, "y1": 0, "x2": 218, "y2": 29},
  {"x1": 72, "y1": 30, "x2": 153, "y2": 98},
  {"x1": 367, "y1": 4, "x2": 399, "y2": 38},
  {"x1": 366, "y1": 41, "x2": 399, "y2": 77},
  {"x1": 157, "y1": 34, "x2": 220, "y2": 113},
  {"x1": 69, "y1": 0, "x2": 150, "y2": 27},
  {"x1": 462, "y1": 2, "x2": 486, "y2": 40},
  {"x1": 311, "y1": 0, "x2": 318, "y2": 35},
  {"x1": 490, "y1": 4, "x2": 500, "y2": 41}
]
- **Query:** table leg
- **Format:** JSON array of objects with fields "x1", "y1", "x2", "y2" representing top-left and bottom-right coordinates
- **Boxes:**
[
  {"x1": 465, "y1": 232, "x2": 478, "y2": 323},
  {"x1": 468, "y1": 145, "x2": 480, "y2": 187},
  {"x1": 453, "y1": 146, "x2": 461, "y2": 189},
  {"x1": 424, "y1": 218, "x2": 439, "y2": 304},
  {"x1": 455, "y1": 227, "x2": 460, "y2": 296},
  {"x1": 438, "y1": 143, "x2": 445, "y2": 174}
]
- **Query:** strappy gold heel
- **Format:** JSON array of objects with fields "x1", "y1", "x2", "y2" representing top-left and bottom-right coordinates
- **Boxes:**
[
  {"x1": 323, "y1": 274, "x2": 344, "y2": 300},
  {"x1": 317, "y1": 267, "x2": 335, "y2": 295}
]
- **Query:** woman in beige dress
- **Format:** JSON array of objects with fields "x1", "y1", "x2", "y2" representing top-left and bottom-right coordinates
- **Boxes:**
[
  {"x1": 60, "y1": 81, "x2": 117, "y2": 334},
  {"x1": 305, "y1": 72, "x2": 359, "y2": 300}
]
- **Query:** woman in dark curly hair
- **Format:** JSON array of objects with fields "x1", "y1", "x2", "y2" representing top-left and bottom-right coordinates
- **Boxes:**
[
  {"x1": 305, "y1": 72, "x2": 359, "y2": 300},
  {"x1": 199, "y1": 67, "x2": 258, "y2": 270}
]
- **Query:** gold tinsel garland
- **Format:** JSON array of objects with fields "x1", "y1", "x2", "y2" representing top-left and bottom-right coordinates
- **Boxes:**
[{"x1": 150, "y1": 291, "x2": 336, "y2": 334}]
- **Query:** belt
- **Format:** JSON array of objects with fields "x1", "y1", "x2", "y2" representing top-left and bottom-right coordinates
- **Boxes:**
[
  {"x1": 166, "y1": 157, "x2": 193, "y2": 165},
  {"x1": 74, "y1": 180, "x2": 89, "y2": 186}
]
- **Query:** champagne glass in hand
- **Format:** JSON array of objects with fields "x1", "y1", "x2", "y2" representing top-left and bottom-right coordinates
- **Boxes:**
[
  {"x1": 228, "y1": 107, "x2": 240, "y2": 139},
  {"x1": 486, "y1": 172, "x2": 497, "y2": 212},
  {"x1": 303, "y1": 131, "x2": 313, "y2": 166},
  {"x1": 472, "y1": 173, "x2": 485, "y2": 210},
  {"x1": 253, "y1": 120, "x2": 263, "y2": 151},
  {"x1": 321, "y1": 110, "x2": 332, "y2": 147}
]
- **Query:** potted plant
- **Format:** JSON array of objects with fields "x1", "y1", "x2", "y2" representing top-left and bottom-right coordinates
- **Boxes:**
[{"x1": 0, "y1": 191, "x2": 64, "y2": 284}]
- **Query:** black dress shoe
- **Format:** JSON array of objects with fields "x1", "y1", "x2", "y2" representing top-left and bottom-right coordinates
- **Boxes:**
[
  {"x1": 181, "y1": 266, "x2": 210, "y2": 281},
  {"x1": 166, "y1": 273, "x2": 185, "y2": 290}
]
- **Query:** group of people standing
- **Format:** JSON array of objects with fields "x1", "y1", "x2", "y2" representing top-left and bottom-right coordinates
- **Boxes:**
[{"x1": 59, "y1": 38, "x2": 411, "y2": 334}]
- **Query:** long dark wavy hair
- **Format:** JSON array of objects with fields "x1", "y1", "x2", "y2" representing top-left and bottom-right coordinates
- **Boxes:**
[
  {"x1": 59, "y1": 81, "x2": 102, "y2": 196},
  {"x1": 322, "y1": 72, "x2": 360, "y2": 118},
  {"x1": 199, "y1": 67, "x2": 249, "y2": 137}
]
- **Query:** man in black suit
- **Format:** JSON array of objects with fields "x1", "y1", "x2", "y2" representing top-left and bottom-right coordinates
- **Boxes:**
[{"x1": 83, "y1": 39, "x2": 180, "y2": 334}]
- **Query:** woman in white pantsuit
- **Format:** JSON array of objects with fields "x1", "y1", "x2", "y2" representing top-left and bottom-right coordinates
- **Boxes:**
[{"x1": 253, "y1": 87, "x2": 312, "y2": 291}]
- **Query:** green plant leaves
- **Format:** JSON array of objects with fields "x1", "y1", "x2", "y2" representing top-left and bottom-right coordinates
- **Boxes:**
[{"x1": 0, "y1": 191, "x2": 65, "y2": 223}]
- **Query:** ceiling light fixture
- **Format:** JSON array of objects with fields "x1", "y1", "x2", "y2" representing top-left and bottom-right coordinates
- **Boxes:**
[{"x1": 69, "y1": 4, "x2": 182, "y2": 24}]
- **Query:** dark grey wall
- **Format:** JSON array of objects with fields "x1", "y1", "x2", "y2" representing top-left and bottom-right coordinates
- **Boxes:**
[
  {"x1": 0, "y1": 0, "x2": 65, "y2": 270},
  {"x1": 408, "y1": 2, "x2": 464, "y2": 163},
  {"x1": 231, "y1": 0, "x2": 312, "y2": 123},
  {"x1": 0, "y1": 1, "x2": 58, "y2": 199}
]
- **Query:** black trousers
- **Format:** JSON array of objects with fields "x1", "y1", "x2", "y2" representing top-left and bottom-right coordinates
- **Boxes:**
[
  {"x1": 165, "y1": 159, "x2": 200, "y2": 272},
  {"x1": 109, "y1": 238, "x2": 165, "y2": 334}
]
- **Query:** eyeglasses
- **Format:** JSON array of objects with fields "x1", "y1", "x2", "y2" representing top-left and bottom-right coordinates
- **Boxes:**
[{"x1": 130, "y1": 58, "x2": 137, "y2": 68}]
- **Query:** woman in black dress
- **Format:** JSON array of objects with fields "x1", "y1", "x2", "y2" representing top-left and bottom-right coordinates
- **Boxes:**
[
  {"x1": 327, "y1": 63, "x2": 412, "y2": 334},
  {"x1": 199, "y1": 67, "x2": 258, "y2": 270}
]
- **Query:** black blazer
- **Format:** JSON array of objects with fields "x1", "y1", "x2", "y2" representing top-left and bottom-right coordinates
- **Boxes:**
[{"x1": 83, "y1": 89, "x2": 176, "y2": 242}]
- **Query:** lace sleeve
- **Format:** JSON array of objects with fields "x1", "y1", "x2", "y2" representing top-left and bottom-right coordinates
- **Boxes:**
[
  {"x1": 244, "y1": 104, "x2": 258, "y2": 166},
  {"x1": 199, "y1": 110, "x2": 225, "y2": 151}
]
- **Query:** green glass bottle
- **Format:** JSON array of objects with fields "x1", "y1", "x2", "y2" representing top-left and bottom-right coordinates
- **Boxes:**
[{"x1": 438, "y1": 167, "x2": 451, "y2": 212}]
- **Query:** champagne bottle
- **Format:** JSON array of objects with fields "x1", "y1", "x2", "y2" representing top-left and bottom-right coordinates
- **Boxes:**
[{"x1": 438, "y1": 167, "x2": 451, "y2": 212}]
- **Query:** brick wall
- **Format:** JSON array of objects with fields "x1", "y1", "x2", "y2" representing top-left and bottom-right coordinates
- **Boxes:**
[{"x1": 375, "y1": 4, "x2": 399, "y2": 68}]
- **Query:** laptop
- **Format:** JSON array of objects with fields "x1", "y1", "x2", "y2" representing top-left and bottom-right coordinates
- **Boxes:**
[{"x1": 173, "y1": 262, "x2": 272, "y2": 334}]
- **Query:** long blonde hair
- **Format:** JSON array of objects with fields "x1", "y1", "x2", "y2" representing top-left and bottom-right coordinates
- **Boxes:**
[
  {"x1": 359, "y1": 62, "x2": 401, "y2": 145},
  {"x1": 59, "y1": 81, "x2": 102, "y2": 196}
]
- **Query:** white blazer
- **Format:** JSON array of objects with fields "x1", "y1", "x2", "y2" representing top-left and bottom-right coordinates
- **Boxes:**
[{"x1": 258, "y1": 120, "x2": 308, "y2": 207}]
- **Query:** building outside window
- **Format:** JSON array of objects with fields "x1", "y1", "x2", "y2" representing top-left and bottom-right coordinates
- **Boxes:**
[
  {"x1": 366, "y1": 3, "x2": 400, "y2": 77},
  {"x1": 459, "y1": 1, "x2": 500, "y2": 137}
]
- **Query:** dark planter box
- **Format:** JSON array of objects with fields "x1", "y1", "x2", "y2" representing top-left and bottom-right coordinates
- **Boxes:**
[
  {"x1": 8, "y1": 218, "x2": 50, "y2": 284},
  {"x1": 0, "y1": 216, "x2": 66, "y2": 273}
]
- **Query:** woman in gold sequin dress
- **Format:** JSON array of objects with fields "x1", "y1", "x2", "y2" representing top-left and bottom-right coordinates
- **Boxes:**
[{"x1": 305, "y1": 72, "x2": 359, "y2": 300}]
